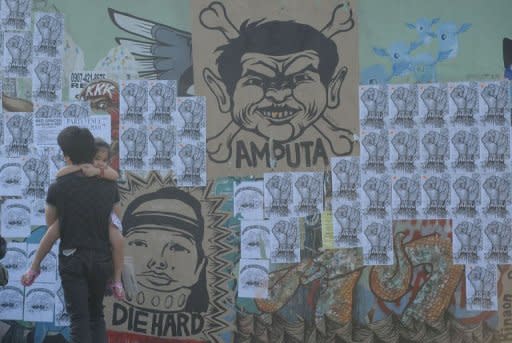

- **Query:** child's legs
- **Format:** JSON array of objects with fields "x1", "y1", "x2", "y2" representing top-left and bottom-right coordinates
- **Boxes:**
[{"x1": 109, "y1": 224, "x2": 124, "y2": 283}]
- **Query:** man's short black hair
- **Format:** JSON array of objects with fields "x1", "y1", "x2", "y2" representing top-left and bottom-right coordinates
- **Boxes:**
[
  {"x1": 216, "y1": 20, "x2": 339, "y2": 95},
  {"x1": 94, "y1": 138, "x2": 111, "y2": 159},
  {"x1": 57, "y1": 126, "x2": 95, "y2": 164}
]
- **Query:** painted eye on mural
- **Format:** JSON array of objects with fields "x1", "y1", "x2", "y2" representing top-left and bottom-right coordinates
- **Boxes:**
[
  {"x1": 441, "y1": 33, "x2": 447, "y2": 40},
  {"x1": 243, "y1": 77, "x2": 264, "y2": 87},
  {"x1": 128, "y1": 239, "x2": 147, "y2": 247},
  {"x1": 168, "y1": 243, "x2": 190, "y2": 254},
  {"x1": 95, "y1": 101, "x2": 108, "y2": 110},
  {"x1": 292, "y1": 73, "x2": 312, "y2": 84},
  {"x1": 393, "y1": 53, "x2": 400, "y2": 59},
  {"x1": 419, "y1": 26, "x2": 424, "y2": 31}
]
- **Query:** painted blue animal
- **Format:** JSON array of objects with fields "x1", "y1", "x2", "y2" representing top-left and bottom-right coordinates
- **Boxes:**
[
  {"x1": 406, "y1": 17, "x2": 439, "y2": 46},
  {"x1": 372, "y1": 41, "x2": 423, "y2": 78},
  {"x1": 428, "y1": 21, "x2": 471, "y2": 60}
]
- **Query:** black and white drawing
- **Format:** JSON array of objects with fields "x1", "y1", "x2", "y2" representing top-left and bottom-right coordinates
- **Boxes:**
[
  {"x1": 450, "y1": 128, "x2": 480, "y2": 172},
  {"x1": 362, "y1": 220, "x2": 393, "y2": 265},
  {"x1": 452, "y1": 174, "x2": 480, "y2": 218},
  {"x1": 362, "y1": 175, "x2": 391, "y2": 219},
  {"x1": 479, "y1": 80, "x2": 510, "y2": 125},
  {"x1": 81, "y1": 115, "x2": 111, "y2": 144},
  {"x1": 238, "y1": 259, "x2": 269, "y2": 299},
  {"x1": 241, "y1": 220, "x2": 270, "y2": 259},
  {"x1": 28, "y1": 243, "x2": 57, "y2": 283},
  {"x1": 148, "y1": 80, "x2": 177, "y2": 123},
  {"x1": 481, "y1": 174, "x2": 510, "y2": 217},
  {"x1": 465, "y1": 264, "x2": 498, "y2": 311},
  {"x1": 270, "y1": 218, "x2": 300, "y2": 264},
  {"x1": 421, "y1": 174, "x2": 450, "y2": 218},
  {"x1": 0, "y1": 286, "x2": 24, "y2": 320},
  {"x1": 389, "y1": 84, "x2": 418, "y2": 128},
  {"x1": 4, "y1": 112, "x2": 34, "y2": 157},
  {"x1": 390, "y1": 130, "x2": 419, "y2": 173},
  {"x1": 0, "y1": 161, "x2": 27, "y2": 196},
  {"x1": 34, "y1": 104, "x2": 63, "y2": 146},
  {"x1": 120, "y1": 80, "x2": 148, "y2": 124},
  {"x1": 148, "y1": 126, "x2": 175, "y2": 169},
  {"x1": 31, "y1": 199, "x2": 46, "y2": 226},
  {"x1": 49, "y1": 147, "x2": 65, "y2": 181},
  {"x1": 176, "y1": 142, "x2": 206, "y2": 187},
  {"x1": 392, "y1": 175, "x2": 420, "y2": 219},
  {"x1": 1, "y1": 199, "x2": 31, "y2": 238},
  {"x1": 176, "y1": 97, "x2": 206, "y2": 141},
  {"x1": 293, "y1": 172, "x2": 323, "y2": 217},
  {"x1": 23, "y1": 284, "x2": 56, "y2": 322},
  {"x1": 23, "y1": 155, "x2": 49, "y2": 199},
  {"x1": 480, "y1": 127, "x2": 510, "y2": 172},
  {"x1": 1, "y1": 0, "x2": 31, "y2": 30},
  {"x1": 264, "y1": 173, "x2": 293, "y2": 218},
  {"x1": 484, "y1": 219, "x2": 512, "y2": 264},
  {"x1": 32, "y1": 57, "x2": 62, "y2": 103},
  {"x1": 2, "y1": 242, "x2": 27, "y2": 281},
  {"x1": 359, "y1": 85, "x2": 388, "y2": 129},
  {"x1": 332, "y1": 200, "x2": 361, "y2": 248},
  {"x1": 331, "y1": 157, "x2": 360, "y2": 200},
  {"x1": 420, "y1": 129, "x2": 449, "y2": 172},
  {"x1": 62, "y1": 102, "x2": 90, "y2": 120},
  {"x1": 33, "y1": 12, "x2": 64, "y2": 58},
  {"x1": 54, "y1": 285, "x2": 70, "y2": 327},
  {"x1": 449, "y1": 82, "x2": 479, "y2": 126},
  {"x1": 453, "y1": 219, "x2": 482, "y2": 264},
  {"x1": 419, "y1": 83, "x2": 448, "y2": 127},
  {"x1": 361, "y1": 129, "x2": 389, "y2": 174},
  {"x1": 234, "y1": 180, "x2": 264, "y2": 220},
  {"x1": 120, "y1": 126, "x2": 148, "y2": 170},
  {"x1": 3, "y1": 31, "x2": 32, "y2": 77}
]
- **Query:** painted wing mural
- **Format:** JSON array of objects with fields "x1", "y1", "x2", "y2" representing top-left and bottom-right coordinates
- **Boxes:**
[{"x1": 108, "y1": 8, "x2": 194, "y2": 96}]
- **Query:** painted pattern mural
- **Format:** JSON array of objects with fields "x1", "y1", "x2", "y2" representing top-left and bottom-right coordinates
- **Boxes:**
[{"x1": 0, "y1": 0, "x2": 511, "y2": 342}]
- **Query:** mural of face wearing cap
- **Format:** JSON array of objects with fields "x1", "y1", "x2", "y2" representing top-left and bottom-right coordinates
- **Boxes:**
[{"x1": 122, "y1": 187, "x2": 208, "y2": 313}]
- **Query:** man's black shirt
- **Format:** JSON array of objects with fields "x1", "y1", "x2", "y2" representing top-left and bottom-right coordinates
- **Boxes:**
[{"x1": 46, "y1": 172, "x2": 120, "y2": 253}]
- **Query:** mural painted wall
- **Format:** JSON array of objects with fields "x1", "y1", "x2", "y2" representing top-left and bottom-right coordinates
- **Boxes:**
[
  {"x1": 359, "y1": 0, "x2": 510, "y2": 84},
  {"x1": 0, "y1": 1, "x2": 511, "y2": 343}
]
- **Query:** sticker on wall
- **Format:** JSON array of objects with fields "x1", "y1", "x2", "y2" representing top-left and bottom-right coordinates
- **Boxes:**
[
  {"x1": 1, "y1": 199, "x2": 31, "y2": 238},
  {"x1": 238, "y1": 259, "x2": 269, "y2": 299},
  {"x1": 264, "y1": 173, "x2": 293, "y2": 218},
  {"x1": 0, "y1": 284, "x2": 24, "y2": 320},
  {"x1": 33, "y1": 12, "x2": 64, "y2": 58},
  {"x1": 2, "y1": 242, "x2": 28, "y2": 282},
  {"x1": 331, "y1": 199, "x2": 362, "y2": 248},
  {"x1": 234, "y1": 180, "x2": 264, "y2": 220},
  {"x1": 418, "y1": 83, "x2": 448, "y2": 128},
  {"x1": 269, "y1": 217, "x2": 300, "y2": 264},
  {"x1": 32, "y1": 57, "x2": 63, "y2": 104},
  {"x1": 33, "y1": 103, "x2": 63, "y2": 146},
  {"x1": 3, "y1": 112, "x2": 34, "y2": 158},
  {"x1": 465, "y1": 263, "x2": 498, "y2": 311},
  {"x1": 3, "y1": 31, "x2": 33, "y2": 77},
  {"x1": 240, "y1": 219, "x2": 270, "y2": 259},
  {"x1": 452, "y1": 219, "x2": 483, "y2": 265},
  {"x1": 23, "y1": 283, "x2": 56, "y2": 322},
  {"x1": 148, "y1": 80, "x2": 177, "y2": 123},
  {"x1": 1, "y1": 0, "x2": 32, "y2": 31}
]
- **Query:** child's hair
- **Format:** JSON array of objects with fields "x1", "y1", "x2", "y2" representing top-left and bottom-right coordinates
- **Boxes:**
[{"x1": 94, "y1": 138, "x2": 111, "y2": 159}]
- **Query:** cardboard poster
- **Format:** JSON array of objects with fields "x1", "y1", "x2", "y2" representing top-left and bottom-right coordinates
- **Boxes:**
[
  {"x1": 191, "y1": 0, "x2": 359, "y2": 177},
  {"x1": 103, "y1": 172, "x2": 232, "y2": 341}
]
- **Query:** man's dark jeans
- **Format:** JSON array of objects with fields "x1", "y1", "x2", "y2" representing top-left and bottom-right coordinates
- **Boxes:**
[{"x1": 59, "y1": 248, "x2": 113, "y2": 343}]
